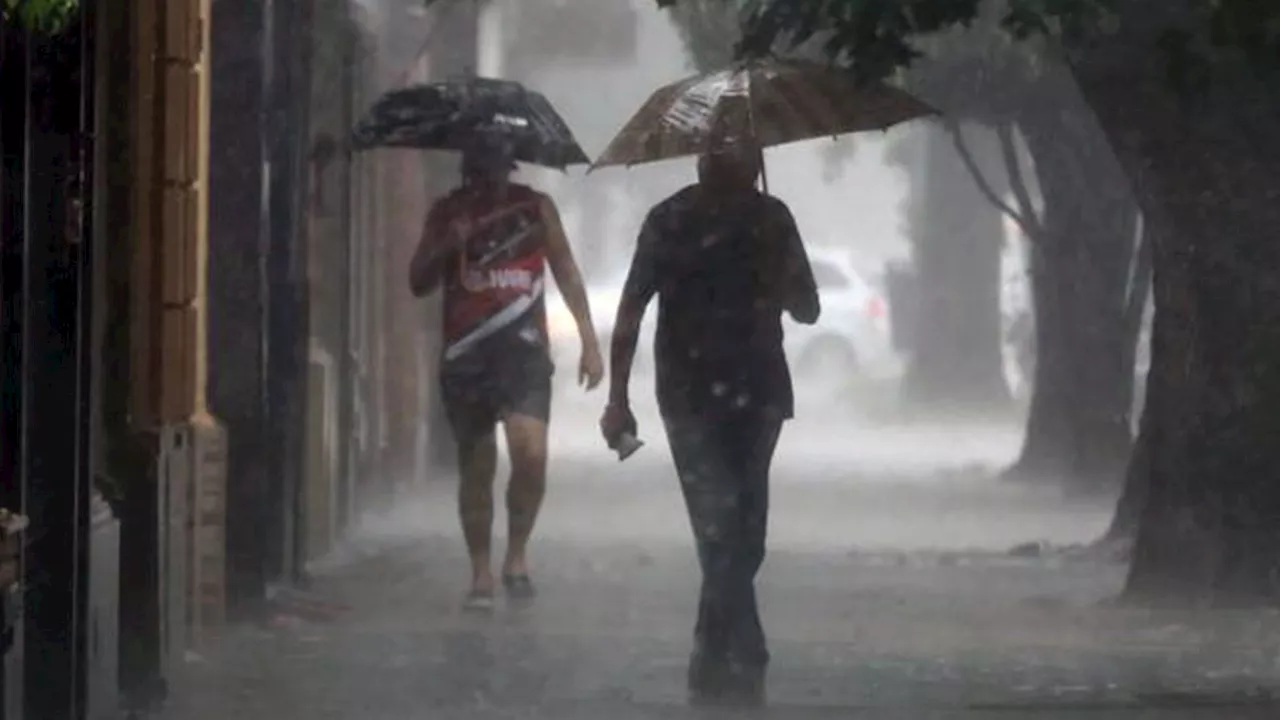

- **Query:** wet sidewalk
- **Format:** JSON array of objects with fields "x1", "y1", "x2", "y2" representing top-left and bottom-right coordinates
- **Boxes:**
[{"x1": 160, "y1": 498, "x2": 1280, "y2": 719}]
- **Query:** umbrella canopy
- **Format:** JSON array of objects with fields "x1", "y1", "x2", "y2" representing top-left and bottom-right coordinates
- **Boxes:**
[
  {"x1": 351, "y1": 76, "x2": 590, "y2": 169},
  {"x1": 592, "y1": 59, "x2": 938, "y2": 170}
]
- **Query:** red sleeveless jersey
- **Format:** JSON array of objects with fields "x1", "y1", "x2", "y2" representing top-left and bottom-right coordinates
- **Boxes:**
[{"x1": 430, "y1": 184, "x2": 550, "y2": 364}]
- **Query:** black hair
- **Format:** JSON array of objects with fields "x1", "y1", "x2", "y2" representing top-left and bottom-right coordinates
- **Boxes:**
[{"x1": 462, "y1": 139, "x2": 516, "y2": 182}]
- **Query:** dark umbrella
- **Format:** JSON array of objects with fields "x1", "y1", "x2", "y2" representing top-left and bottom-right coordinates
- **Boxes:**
[
  {"x1": 350, "y1": 76, "x2": 590, "y2": 169},
  {"x1": 592, "y1": 59, "x2": 938, "y2": 189}
]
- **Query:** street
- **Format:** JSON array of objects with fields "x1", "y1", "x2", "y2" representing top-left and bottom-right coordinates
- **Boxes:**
[{"x1": 160, "y1": 410, "x2": 1280, "y2": 719}]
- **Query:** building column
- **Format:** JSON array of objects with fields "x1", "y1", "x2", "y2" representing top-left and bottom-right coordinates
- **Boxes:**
[
  {"x1": 114, "y1": 0, "x2": 226, "y2": 710},
  {"x1": 302, "y1": 0, "x2": 359, "y2": 563}
]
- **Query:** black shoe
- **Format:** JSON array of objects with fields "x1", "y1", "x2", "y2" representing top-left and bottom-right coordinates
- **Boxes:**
[
  {"x1": 724, "y1": 663, "x2": 766, "y2": 707},
  {"x1": 687, "y1": 653, "x2": 731, "y2": 705},
  {"x1": 502, "y1": 574, "x2": 536, "y2": 602},
  {"x1": 687, "y1": 680, "x2": 725, "y2": 707}
]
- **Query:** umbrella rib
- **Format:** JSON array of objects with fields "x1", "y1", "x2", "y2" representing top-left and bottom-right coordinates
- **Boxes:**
[{"x1": 793, "y1": 70, "x2": 842, "y2": 141}]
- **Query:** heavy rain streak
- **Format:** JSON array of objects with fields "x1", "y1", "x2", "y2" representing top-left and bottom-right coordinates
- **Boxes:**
[{"x1": 7, "y1": 0, "x2": 1280, "y2": 718}]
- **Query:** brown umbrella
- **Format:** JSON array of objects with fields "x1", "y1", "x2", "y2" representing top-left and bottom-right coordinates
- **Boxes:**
[{"x1": 591, "y1": 59, "x2": 938, "y2": 188}]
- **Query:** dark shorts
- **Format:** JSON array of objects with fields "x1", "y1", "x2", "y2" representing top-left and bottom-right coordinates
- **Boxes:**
[{"x1": 439, "y1": 346, "x2": 553, "y2": 441}]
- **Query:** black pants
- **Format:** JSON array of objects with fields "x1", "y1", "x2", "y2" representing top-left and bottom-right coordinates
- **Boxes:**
[{"x1": 663, "y1": 410, "x2": 783, "y2": 688}]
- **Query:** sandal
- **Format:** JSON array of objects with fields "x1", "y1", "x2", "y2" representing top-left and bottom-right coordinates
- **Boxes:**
[
  {"x1": 502, "y1": 574, "x2": 537, "y2": 601},
  {"x1": 462, "y1": 588, "x2": 495, "y2": 614}
]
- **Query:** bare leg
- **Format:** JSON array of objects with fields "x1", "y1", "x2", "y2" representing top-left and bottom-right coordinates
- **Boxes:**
[
  {"x1": 501, "y1": 412, "x2": 549, "y2": 578},
  {"x1": 457, "y1": 432, "x2": 498, "y2": 594}
]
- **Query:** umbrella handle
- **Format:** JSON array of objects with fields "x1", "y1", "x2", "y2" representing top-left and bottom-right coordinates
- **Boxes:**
[{"x1": 745, "y1": 69, "x2": 770, "y2": 196}]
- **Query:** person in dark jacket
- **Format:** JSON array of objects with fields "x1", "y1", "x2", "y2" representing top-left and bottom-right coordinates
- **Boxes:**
[{"x1": 600, "y1": 140, "x2": 820, "y2": 705}]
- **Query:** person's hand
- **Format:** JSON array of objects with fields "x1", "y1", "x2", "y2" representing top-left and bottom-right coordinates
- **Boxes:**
[
  {"x1": 447, "y1": 216, "x2": 474, "y2": 249},
  {"x1": 599, "y1": 402, "x2": 636, "y2": 449},
  {"x1": 579, "y1": 341, "x2": 604, "y2": 390}
]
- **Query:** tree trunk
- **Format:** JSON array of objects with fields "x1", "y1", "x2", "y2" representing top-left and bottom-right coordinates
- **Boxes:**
[
  {"x1": 1065, "y1": 4, "x2": 1280, "y2": 604},
  {"x1": 1123, "y1": 154, "x2": 1280, "y2": 605},
  {"x1": 1004, "y1": 83, "x2": 1145, "y2": 492},
  {"x1": 1105, "y1": 381, "x2": 1153, "y2": 543},
  {"x1": 1015, "y1": 272, "x2": 1137, "y2": 487},
  {"x1": 1105, "y1": 231, "x2": 1159, "y2": 544},
  {"x1": 1009, "y1": 207, "x2": 1142, "y2": 490},
  {"x1": 900, "y1": 125, "x2": 1011, "y2": 417}
]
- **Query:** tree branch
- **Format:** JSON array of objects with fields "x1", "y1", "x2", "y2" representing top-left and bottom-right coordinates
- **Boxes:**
[
  {"x1": 946, "y1": 119, "x2": 1038, "y2": 237},
  {"x1": 996, "y1": 122, "x2": 1042, "y2": 237}
]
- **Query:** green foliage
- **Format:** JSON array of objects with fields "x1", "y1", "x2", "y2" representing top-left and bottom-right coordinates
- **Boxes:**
[
  {"x1": 657, "y1": 0, "x2": 1115, "y2": 83},
  {"x1": 663, "y1": 1, "x2": 864, "y2": 176},
  {"x1": 658, "y1": 0, "x2": 1280, "y2": 85},
  {"x1": 666, "y1": 0, "x2": 745, "y2": 70},
  {"x1": 903, "y1": 2, "x2": 1049, "y2": 121},
  {"x1": 2, "y1": 0, "x2": 77, "y2": 34},
  {"x1": 1205, "y1": 0, "x2": 1280, "y2": 67}
]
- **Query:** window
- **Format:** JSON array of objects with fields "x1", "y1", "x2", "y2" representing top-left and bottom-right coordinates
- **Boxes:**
[{"x1": 810, "y1": 260, "x2": 849, "y2": 290}]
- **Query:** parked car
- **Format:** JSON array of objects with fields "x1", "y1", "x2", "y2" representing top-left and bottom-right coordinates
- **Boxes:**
[
  {"x1": 543, "y1": 248, "x2": 904, "y2": 399},
  {"x1": 544, "y1": 273, "x2": 647, "y2": 376},
  {"x1": 785, "y1": 249, "x2": 903, "y2": 394}
]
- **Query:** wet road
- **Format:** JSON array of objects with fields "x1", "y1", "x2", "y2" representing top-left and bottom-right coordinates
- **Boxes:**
[{"x1": 162, "y1": 422, "x2": 1280, "y2": 719}]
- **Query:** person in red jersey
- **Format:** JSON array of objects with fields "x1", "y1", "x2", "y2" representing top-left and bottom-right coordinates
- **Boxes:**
[{"x1": 410, "y1": 136, "x2": 603, "y2": 611}]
